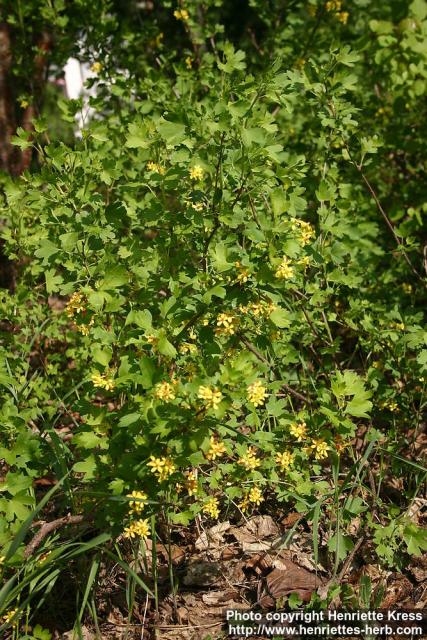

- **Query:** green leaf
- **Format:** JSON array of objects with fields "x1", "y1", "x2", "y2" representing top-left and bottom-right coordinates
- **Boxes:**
[
  {"x1": 270, "y1": 308, "x2": 290, "y2": 328},
  {"x1": 100, "y1": 267, "x2": 129, "y2": 290},
  {"x1": 157, "y1": 335, "x2": 177, "y2": 358}
]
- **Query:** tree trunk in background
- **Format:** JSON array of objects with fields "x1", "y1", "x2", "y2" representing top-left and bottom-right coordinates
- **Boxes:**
[{"x1": 0, "y1": 22, "x2": 51, "y2": 291}]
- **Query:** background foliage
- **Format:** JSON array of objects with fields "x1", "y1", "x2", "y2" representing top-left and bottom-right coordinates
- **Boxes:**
[{"x1": 0, "y1": 0, "x2": 426, "y2": 636}]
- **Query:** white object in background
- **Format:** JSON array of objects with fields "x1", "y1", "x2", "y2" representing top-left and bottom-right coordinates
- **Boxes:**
[{"x1": 63, "y1": 57, "x2": 97, "y2": 134}]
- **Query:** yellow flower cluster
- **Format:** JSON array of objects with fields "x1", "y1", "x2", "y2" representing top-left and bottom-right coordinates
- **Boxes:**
[
  {"x1": 202, "y1": 497, "x2": 220, "y2": 519},
  {"x1": 127, "y1": 490, "x2": 148, "y2": 514},
  {"x1": 91, "y1": 372, "x2": 115, "y2": 391},
  {"x1": 292, "y1": 219, "x2": 315, "y2": 246},
  {"x1": 238, "y1": 486, "x2": 264, "y2": 512},
  {"x1": 198, "y1": 385, "x2": 223, "y2": 410},
  {"x1": 215, "y1": 312, "x2": 238, "y2": 336},
  {"x1": 382, "y1": 399, "x2": 399, "y2": 412},
  {"x1": 184, "y1": 470, "x2": 198, "y2": 496},
  {"x1": 189, "y1": 165, "x2": 203, "y2": 180},
  {"x1": 174, "y1": 8, "x2": 189, "y2": 21},
  {"x1": 66, "y1": 291, "x2": 86, "y2": 318},
  {"x1": 147, "y1": 160, "x2": 165, "y2": 174},
  {"x1": 179, "y1": 342, "x2": 198, "y2": 355},
  {"x1": 1, "y1": 609, "x2": 17, "y2": 626},
  {"x1": 289, "y1": 421, "x2": 307, "y2": 441},
  {"x1": 205, "y1": 435, "x2": 226, "y2": 461},
  {"x1": 309, "y1": 438, "x2": 330, "y2": 460},
  {"x1": 147, "y1": 455, "x2": 176, "y2": 481},
  {"x1": 185, "y1": 56, "x2": 192, "y2": 69},
  {"x1": 326, "y1": 0, "x2": 341, "y2": 10},
  {"x1": 239, "y1": 300, "x2": 276, "y2": 318},
  {"x1": 123, "y1": 518, "x2": 150, "y2": 539},
  {"x1": 275, "y1": 450, "x2": 294, "y2": 471},
  {"x1": 91, "y1": 62, "x2": 102, "y2": 73},
  {"x1": 154, "y1": 381, "x2": 176, "y2": 402},
  {"x1": 146, "y1": 334, "x2": 158, "y2": 347},
  {"x1": 275, "y1": 256, "x2": 294, "y2": 280},
  {"x1": 402, "y1": 283, "x2": 413, "y2": 294},
  {"x1": 247, "y1": 380, "x2": 267, "y2": 407},
  {"x1": 235, "y1": 261, "x2": 250, "y2": 284},
  {"x1": 325, "y1": 0, "x2": 348, "y2": 23},
  {"x1": 238, "y1": 446, "x2": 260, "y2": 471}
]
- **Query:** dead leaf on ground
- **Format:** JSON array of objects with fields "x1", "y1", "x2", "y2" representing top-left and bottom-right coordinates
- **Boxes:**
[
  {"x1": 259, "y1": 561, "x2": 324, "y2": 607},
  {"x1": 195, "y1": 521, "x2": 231, "y2": 559},
  {"x1": 230, "y1": 515, "x2": 279, "y2": 544}
]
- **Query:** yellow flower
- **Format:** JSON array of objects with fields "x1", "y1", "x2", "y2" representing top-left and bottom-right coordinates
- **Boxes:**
[
  {"x1": 146, "y1": 334, "x2": 158, "y2": 347},
  {"x1": 337, "y1": 11, "x2": 349, "y2": 23},
  {"x1": 275, "y1": 450, "x2": 294, "y2": 471},
  {"x1": 0, "y1": 555, "x2": 4, "y2": 565},
  {"x1": 1, "y1": 609, "x2": 18, "y2": 626},
  {"x1": 235, "y1": 261, "x2": 250, "y2": 284},
  {"x1": 127, "y1": 490, "x2": 148, "y2": 513},
  {"x1": 326, "y1": 0, "x2": 341, "y2": 10},
  {"x1": 189, "y1": 165, "x2": 203, "y2": 180},
  {"x1": 76, "y1": 317, "x2": 94, "y2": 335},
  {"x1": 289, "y1": 421, "x2": 307, "y2": 442},
  {"x1": 247, "y1": 380, "x2": 267, "y2": 407},
  {"x1": 91, "y1": 62, "x2": 102, "y2": 73},
  {"x1": 174, "y1": 8, "x2": 189, "y2": 20},
  {"x1": 154, "y1": 381, "x2": 176, "y2": 402},
  {"x1": 66, "y1": 291, "x2": 86, "y2": 317},
  {"x1": 298, "y1": 256, "x2": 311, "y2": 268},
  {"x1": 215, "y1": 312, "x2": 238, "y2": 336},
  {"x1": 238, "y1": 446, "x2": 261, "y2": 471},
  {"x1": 185, "y1": 56, "x2": 193, "y2": 69},
  {"x1": 185, "y1": 470, "x2": 198, "y2": 496},
  {"x1": 146, "y1": 161, "x2": 165, "y2": 174},
  {"x1": 123, "y1": 518, "x2": 150, "y2": 539},
  {"x1": 202, "y1": 497, "x2": 220, "y2": 519},
  {"x1": 20, "y1": 98, "x2": 29, "y2": 108},
  {"x1": 91, "y1": 372, "x2": 115, "y2": 391},
  {"x1": 205, "y1": 435, "x2": 226, "y2": 461},
  {"x1": 198, "y1": 385, "x2": 223, "y2": 410},
  {"x1": 310, "y1": 438, "x2": 330, "y2": 460},
  {"x1": 293, "y1": 219, "x2": 315, "y2": 245},
  {"x1": 179, "y1": 342, "x2": 198, "y2": 355},
  {"x1": 402, "y1": 283, "x2": 413, "y2": 294},
  {"x1": 147, "y1": 456, "x2": 176, "y2": 481},
  {"x1": 238, "y1": 494, "x2": 250, "y2": 513},
  {"x1": 248, "y1": 486, "x2": 264, "y2": 506},
  {"x1": 275, "y1": 257, "x2": 294, "y2": 280}
]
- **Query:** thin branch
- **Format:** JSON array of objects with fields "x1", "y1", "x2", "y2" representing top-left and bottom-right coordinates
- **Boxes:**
[{"x1": 24, "y1": 514, "x2": 85, "y2": 558}]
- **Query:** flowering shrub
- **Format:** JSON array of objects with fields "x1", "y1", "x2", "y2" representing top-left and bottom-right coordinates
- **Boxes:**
[{"x1": 0, "y1": 0, "x2": 426, "y2": 631}]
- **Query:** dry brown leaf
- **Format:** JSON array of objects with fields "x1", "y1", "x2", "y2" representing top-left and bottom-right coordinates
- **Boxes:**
[
  {"x1": 230, "y1": 515, "x2": 279, "y2": 544},
  {"x1": 183, "y1": 561, "x2": 222, "y2": 587}
]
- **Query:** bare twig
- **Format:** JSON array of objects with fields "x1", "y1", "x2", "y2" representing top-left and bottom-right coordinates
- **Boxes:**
[{"x1": 24, "y1": 514, "x2": 85, "y2": 558}]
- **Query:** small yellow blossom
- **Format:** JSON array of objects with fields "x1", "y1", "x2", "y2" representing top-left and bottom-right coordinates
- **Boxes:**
[
  {"x1": 238, "y1": 494, "x2": 250, "y2": 513},
  {"x1": 205, "y1": 435, "x2": 227, "y2": 461},
  {"x1": 20, "y1": 98, "x2": 29, "y2": 109},
  {"x1": 334, "y1": 436, "x2": 349, "y2": 454},
  {"x1": 293, "y1": 219, "x2": 315, "y2": 246},
  {"x1": 1, "y1": 609, "x2": 18, "y2": 627},
  {"x1": 275, "y1": 450, "x2": 294, "y2": 471},
  {"x1": 189, "y1": 165, "x2": 203, "y2": 180},
  {"x1": 310, "y1": 438, "x2": 330, "y2": 460},
  {"x1": 37, "y1": 550, "x2": 52, "y2": 563},
  {"x1": 202, "y1": 497, "x2": 220, "y2": 519},
  {"x1": 0, "y1": 555, "x2": 5, "y2": 565},
  {"x1": 179, "y1": 342, "x2": 198, "y2": 355},
  {"x1": 184, "y1": 470, "x2": 198, "y2": 496},
  {"x1": 215, "y1": 312, "x2": 238, "y2": 336},
  {"x1": 147, "y1": 456, "x2": 176, "y2": 481},
  {"x1": 66, "y1": 291, "x2": 86, "y2": 317},
  {"x1": 91, "y1": 62, "x2": 102, "y2": 73},
  {"x1": 174, "y1": 8, "x2": 189, "y2": 21},
  {"x1": 76, "y1": 317, "x2": 94, "y2": 335},
  {"x1": 298, "y1": 256, "x2": 311, "y2": 268},
  {"x1": 337, "y1": 11, "x2": 349, "y2": 23},
  {"x1": 185, "y1": 56, "x2": 193, "y2": 69},
  {"x1": 146, "y1": 161, "x2": 165, "y2": 174},
  {"x1": 123, "y1": 518, "x2": 150, "y2": 539},
  {"x1": 198, "y1": 385, "x2": 223, "y2": 410},
  {"x1": 235, "y1": 261, "x2": 250, "y2": 284},
  {"x1": 238, "y1": 446, "x2": 261, "y2": 471},
  {"x1": 248, "y1": 486, "x2": 264, "y2": 506},
  {"x1": 154, "y1": 381, "x2": 176, "y2": 402},
  {"x1": 275, "y1": 256, "x2": 294, "y2": 280},
  {"x1": 289, "y1": 421, "x2": 307, "y2": 442},
  {"x1": 146, "y1": 334, "x2": 158, "y2": 347},
  {"x1": 91, "y1": 372, "x2": 115, "y2": 391},
  {"x1": 247, "y1": 380, "x2": 267, "y2": 407},
  {"x1": 127, "y1": 490, "x2": 148, "y2": 513},
  {"x1": 326, "y1": 0, "x2": 341, "y2": 10},
  {"x1": 402, "y1": 283, "x2": 413, "y2": 294}
]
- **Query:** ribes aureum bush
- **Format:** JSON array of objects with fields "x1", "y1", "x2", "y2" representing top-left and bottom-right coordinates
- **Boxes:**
[{"x1": 0, "y1": 0, "x2": 427, "y2": 630}]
